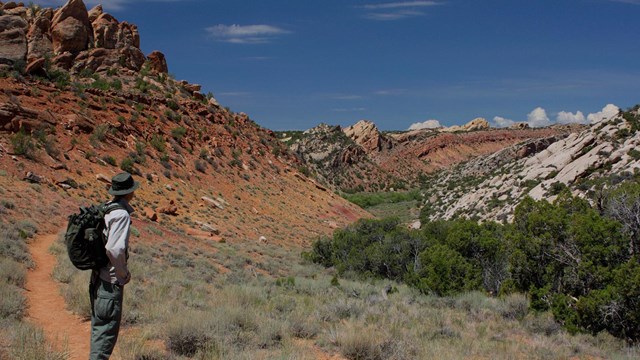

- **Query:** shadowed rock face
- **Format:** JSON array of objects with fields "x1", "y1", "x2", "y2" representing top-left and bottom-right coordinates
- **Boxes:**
[
  {"x1": 0, "y1": 0, "x2": 161, "y2": 74},
  {"x1": 0, "y1": 15, "x2": 28, "y2": 64}
]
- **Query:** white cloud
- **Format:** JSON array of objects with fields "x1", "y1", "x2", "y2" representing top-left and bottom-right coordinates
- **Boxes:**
[
  {"x1": 374, "y1": 89, "x2": 408, "y2": 96},
  {"x1": 556, "y1": 110, "x2": 587, "y2": 124},
  {"x1": 361, "y1": 1, "x2": 441, "y2": 20},
  {"x1": 206, "y1": 24, "x2": 290, "y2": 44},
  {"x1": 492, "y1": 116, "x2": 515, "y2": 128},
  {"x1": 527, "y1": 107, "x2": 551, "y2": 127},
  {"x1": 587, "y1": 104, "x2": 619, "y2": 124},
  {"x1": 332, "y1": 95, "x2": 364, "y2": 100},
  {"x1": 408, "y1": 119, "x2": 441, "y2": 130},
  {"x1": 609, "y1": 0, "x2": 640, "y2": 4},
  {"x1": 363, "y1": 1, "x2": 440, "y2": 9},
  {"x1": 332, "y1": 108, "x2": 366, "y2": 112}
]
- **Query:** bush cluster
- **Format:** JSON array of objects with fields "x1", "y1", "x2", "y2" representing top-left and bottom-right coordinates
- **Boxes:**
[{"x1": 307, "y1": 184, "x2": 640, "y2": 342}]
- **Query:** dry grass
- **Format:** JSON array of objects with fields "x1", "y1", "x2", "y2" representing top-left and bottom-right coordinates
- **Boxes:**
[{"x1": 47, "y1": 231, "x2": 640, "y2": 360}]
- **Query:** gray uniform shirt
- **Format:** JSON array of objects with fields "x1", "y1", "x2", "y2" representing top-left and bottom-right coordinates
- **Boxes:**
[{"x1": 99, "y1": 199, "x2": 134, "y2": 285}]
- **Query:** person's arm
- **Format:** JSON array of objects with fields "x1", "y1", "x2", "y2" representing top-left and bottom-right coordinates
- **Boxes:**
[{"x1": 105, "y1": 210, "x2": 131, "y2": 285}]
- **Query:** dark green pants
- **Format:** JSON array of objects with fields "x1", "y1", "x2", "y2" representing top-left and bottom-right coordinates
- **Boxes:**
[{"x1": 90, "y1": 278, "x2": 123, "y2": 360}]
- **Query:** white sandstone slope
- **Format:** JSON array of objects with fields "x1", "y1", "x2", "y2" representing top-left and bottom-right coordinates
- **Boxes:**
[{"x1": 424, "y1": 107, "x2": 640, "y2": 222}]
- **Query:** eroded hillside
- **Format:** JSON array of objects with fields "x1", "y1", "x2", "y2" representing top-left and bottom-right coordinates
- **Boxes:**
[
  {"x1": 0, "y1": 0, "x2": 369, "y2": 247},
  {"x1": 282, "y1": 118, "x2": 579, "y2": 192},
  {"x1": 420, "y1": 106, "x2": 640, "y2": 223}
]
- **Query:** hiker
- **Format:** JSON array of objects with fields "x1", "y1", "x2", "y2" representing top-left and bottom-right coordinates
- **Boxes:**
[{"x1": 90, "y1": 172, "x2": 139, "y2": 360}]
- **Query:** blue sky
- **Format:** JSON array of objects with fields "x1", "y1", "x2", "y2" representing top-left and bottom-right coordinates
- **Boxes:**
[{"x1": 37, "y1": 0, "x2": 640, "y2": 130}]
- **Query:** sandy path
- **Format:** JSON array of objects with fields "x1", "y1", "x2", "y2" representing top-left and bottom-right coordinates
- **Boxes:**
[{"x1": 25, "y1": 232, "x2": 90, "y2": 360}]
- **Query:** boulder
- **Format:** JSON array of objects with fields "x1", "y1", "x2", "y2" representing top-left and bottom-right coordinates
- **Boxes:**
[
  {"x1": 157, "y1": 200, "x2": 178, "y2": 216},
  {"x1": 25, "y1": 57, "x2": 45, "y2": 74},
  {"x1": 201, "y1": 196, "x2": 224, "y2": 209},
  {"x1": 96, "y1": 173, "x2": 111, "y2": 184},
  {"x1": 118, "y1": 45, "x2": 144, "y2": 71},
  {"x1": 26, "y1": 9, "x2": 53, "y2": 62},
  {"x1": 51, "y1": 0, "x2": 93, "y2": 54},
  {"x1": 24, "y1": 171, "x2": 44, "y2": 183},
  {"x1": 52, "y1": 51, "x2": 74, "y2": 70},
  {"x1": 144, "y1": 207, "x2": 158, "y2": 222},
  {"x1": 182, "y1": 82, "x2": 201, "y2": 93},
  {"x1": 2, "y1": 3, "x2": 18, "y2": 10},
  {"x1": 146, "y1": 50, "x2": 167, "y2": 73},
  {"x1": 0, "y1": 15, "x2": 28, "y2": 64},
  {"x1": 195, "y1": 220, "x2": 219, "y2": 234},
  {"x1": 63, "y1": 113, "x2": 94, "y2": 133}
]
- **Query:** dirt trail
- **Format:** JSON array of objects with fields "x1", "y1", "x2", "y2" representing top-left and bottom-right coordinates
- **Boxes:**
[{"x1": 25, "y1": 232, "x2": 90, "y2": 360}]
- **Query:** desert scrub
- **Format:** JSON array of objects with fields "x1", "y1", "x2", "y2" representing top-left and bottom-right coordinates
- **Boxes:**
[
  {"x1": 10, "y1": 129, "x2": 37, "y2": 160},
  {"x1": 0, "y1": 258, "x2": 26, "y2": 287},
  {"x1": 0, "y1": 221, "x2": 36, "y2": 268},
  {"x1": 9, "y1": 322, "x2": 67, "y2": 360},
  {"x1": 0, "y1": 282, "x2": 26, "y2": 320}
]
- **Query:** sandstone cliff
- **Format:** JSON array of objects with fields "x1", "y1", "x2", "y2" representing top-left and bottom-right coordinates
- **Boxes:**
[{"x1": 420, "y1": 108, "x2": 639, "y2": 222}]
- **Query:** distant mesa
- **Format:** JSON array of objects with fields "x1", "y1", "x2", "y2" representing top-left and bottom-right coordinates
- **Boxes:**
[{"x1": 0, "y1": 0, "x2": 167, "y2": 76}]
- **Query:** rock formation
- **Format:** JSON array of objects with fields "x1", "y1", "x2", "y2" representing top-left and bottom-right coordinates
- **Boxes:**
[
  {"x1": 0, "y1": 0, "x2": 160, "y2": 74},
  {"x1": 342, "y1": 120, "x2": 393, "y2": 153},
  {"x1": 442, "y1": 117, "x2": 490, "y2": 132}
]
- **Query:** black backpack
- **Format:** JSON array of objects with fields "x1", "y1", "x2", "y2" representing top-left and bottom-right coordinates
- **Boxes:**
[{"x1": 65, "y1": 202, "x2": 123, "y2": 270}]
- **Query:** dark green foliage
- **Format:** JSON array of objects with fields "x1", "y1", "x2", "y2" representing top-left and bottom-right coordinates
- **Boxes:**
[
  {"x1": 90, "y1": 77, "x2": 111, "y2": 90},
  {"x1": 102, "y1": 155, "x2": 116, "y2": 166},
  {"x1": 308, "y1": 185, "x2": 640, "y2": 342},
  {"x1": 150, "y1": 134, "x2": 166, "y2": 153},
  {"x1": 120, "y1": 157, "x2": 135, "y2": 173},
  {"x1": 415, "y1": 244, "x2": 480, "y2": 296},
  {"x1": 343, "y1": 190, "x2": 421, "y2": 208},
  {"x1": 10, "y1": 129, "x2": 37, "y2": 160},
  {"x1": 171, "y1": 127, "x2": 187, "y2": 141}
]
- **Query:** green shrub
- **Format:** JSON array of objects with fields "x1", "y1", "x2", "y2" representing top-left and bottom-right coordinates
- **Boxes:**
[
  {"x1": 416, "y1": 244, "x2": 481, "y2": 296},
  {"x1": 90, "y1": 124, "x2": 109, "y2": 147},
  {"x1": 10, "y1": 130, "x2": 37, "y2": 160},
  {"x1": 102, "y1": 155, "x2": 116, "y2": 166},
  {"x1": 120, "y1": 157, "x2": 135, "y2": 173},
  {"x1": 171, "y1": 127, "x2": 187, "y2": 141},
  {"x1": 150, "y1": 134, "x2": 166, "y2": 153}
]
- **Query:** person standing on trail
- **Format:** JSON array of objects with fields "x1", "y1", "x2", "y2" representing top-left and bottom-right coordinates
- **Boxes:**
[{"x1": 90, "y1": 172, "x2": 139, "y2": 360}]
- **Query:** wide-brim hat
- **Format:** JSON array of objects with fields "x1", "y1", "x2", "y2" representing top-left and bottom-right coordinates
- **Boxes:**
[{"x1": 108, "y1": 172, "x2": 140, "y2": 195}]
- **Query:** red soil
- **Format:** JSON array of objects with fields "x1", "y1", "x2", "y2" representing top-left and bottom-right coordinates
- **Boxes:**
[{"x1": 25, "y1": 232, "x2": 90, "y2": 360}]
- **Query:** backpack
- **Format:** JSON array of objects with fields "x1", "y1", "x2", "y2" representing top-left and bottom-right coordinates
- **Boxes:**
[{"x1": 65, "y1": 202, "x2": 124, "y2": 270}]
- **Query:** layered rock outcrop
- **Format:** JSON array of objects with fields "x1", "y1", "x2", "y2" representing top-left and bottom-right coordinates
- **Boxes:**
[
  {"x1": 442, "y1": 117, "x2": 490, "y2": 132},
  {"x1": 0, "y1": 0, "x2": 162, "y2": 74},
  {"x1": 343, "y1": 120, "x2": 393, "y2": 153}
]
